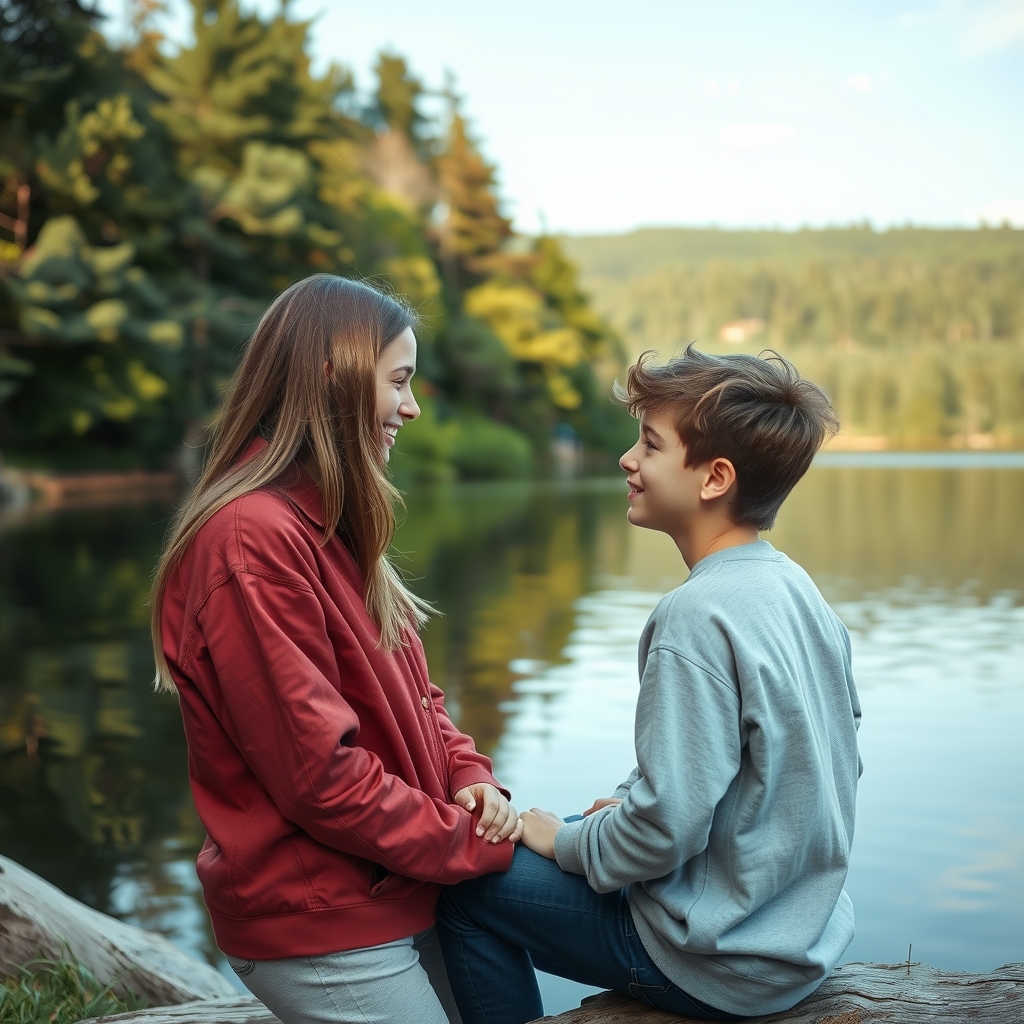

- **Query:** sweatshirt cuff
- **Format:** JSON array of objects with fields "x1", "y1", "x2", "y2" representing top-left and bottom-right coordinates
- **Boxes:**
[
  {"x1": 553, "y1": 817, "x2": 587, "y2": 875},
  {"x1": 448, "y1": 767, "x2": 510, "y2": 802}
]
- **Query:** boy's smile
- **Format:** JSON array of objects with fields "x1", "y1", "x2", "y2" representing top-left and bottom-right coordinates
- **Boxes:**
[
  {"x1": 619, "y1": 406, "x2": 758, "y2": 567},
  {"x1": 620, "y1": 408, "x2": 706, "y2": 537}
]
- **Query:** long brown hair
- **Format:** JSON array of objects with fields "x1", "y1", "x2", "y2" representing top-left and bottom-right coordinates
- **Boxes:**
[{"x1": 151, "y1": 274, "x2": 431, "y2": 692}]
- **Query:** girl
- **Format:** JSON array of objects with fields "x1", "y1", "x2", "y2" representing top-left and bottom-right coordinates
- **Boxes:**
[{"x1": 151, "y1": 275, "x2": 521, "y2": 1024}]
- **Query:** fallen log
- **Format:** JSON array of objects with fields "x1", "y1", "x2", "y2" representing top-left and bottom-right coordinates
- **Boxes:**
[
  {"x1": 88, "y1": 997, "x2": 277, "y2": 1024},
  {"x1": 78, "y1": 960, "x2": 1024, "y2": 1024},
  {"x1": 3, "y1": 854, "x2": 1020, "y2": 1023},
  {"x1": 536, "y1": 960, "x2": 1024, "y2": 1023},
  {"x1": 0, "y1": 854, "x2": 236, "y2": 1005}
]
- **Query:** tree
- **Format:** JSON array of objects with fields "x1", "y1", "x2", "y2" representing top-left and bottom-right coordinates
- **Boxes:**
[
  {"x1": 0, "y1": 0, "x2": 187, "y2": 464},
  {"x1": 433, "y1": 108, "x2": 513, "y2": 294}
]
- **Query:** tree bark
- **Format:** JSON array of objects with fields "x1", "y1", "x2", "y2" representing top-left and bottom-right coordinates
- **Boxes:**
[
  {"x1": 72, "y1": 961, "x2": 1024, "y2": 1024},
  {"x1": 0, "y1": 854, "x2": 236, "y2": 1005},
  {"x1": 533, "y1": 961, "x2": 1024, "y2": 1023},
  {"x1": 88, "y1": 998, "x2": 277, "y2": 1024}
]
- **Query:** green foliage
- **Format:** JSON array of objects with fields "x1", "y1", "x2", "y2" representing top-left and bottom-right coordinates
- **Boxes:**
[
  {"x1": 392, "y1": 393, "x2": 533, "y2": 483},
  {"x1": 564, "y1": 226, "x2": 1024, "y2": 352},
  {"x1": 5, "y1": 215, "x2": 180, "y2": 451},
  {"x1": 564, "y1": 226, "x2": 1024, "y2": 445},
  {"x1": 0, "y1": 0, "x2": 623, "y2": 475},
  {"x1": 450, "y1": 415, "x2": 533, "y2": 480},
  {"x1": 0, "y1": 957, "x2": 144, "y2": 1024}
]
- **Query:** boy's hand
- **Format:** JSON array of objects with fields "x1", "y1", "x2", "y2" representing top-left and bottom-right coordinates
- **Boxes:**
[
  {"x1": 454, "y1": 784, "x2": 524, "y2": 843},
  {"x1": 583, "y1": 797, "x2": 623, "y2": 817},
  {"x1": 519, "y1": 808, "x2": 565, "y2": 859}
]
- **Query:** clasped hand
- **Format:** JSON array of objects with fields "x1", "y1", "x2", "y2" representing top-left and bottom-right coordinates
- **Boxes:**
[
  {"x1": 453, "y1": 784, "x2": 524, "y2": 844},
  {"x1": 519, "y1": 796, "x2": 623, "y2": 859}
]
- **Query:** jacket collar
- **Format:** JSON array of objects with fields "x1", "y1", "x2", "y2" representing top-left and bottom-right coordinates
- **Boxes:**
[{"x1": 240, "y1": 436, "x2": 327, "y2": 529}]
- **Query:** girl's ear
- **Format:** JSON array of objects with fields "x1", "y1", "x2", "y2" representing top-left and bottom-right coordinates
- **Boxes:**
[{"x1": 701, "y1": 457, "x2": 738, "y2": 501}]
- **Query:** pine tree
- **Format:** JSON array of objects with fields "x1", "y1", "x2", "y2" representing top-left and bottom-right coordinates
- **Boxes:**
[
  {"x1": 433, "y1": 109, "x2": 513, "y2": 293},
  {"x1": 139, "y1": 0, "x2": 367, "y2": 467},
  {"x1": 0, "y1": 0, "x2": 186, "y2": 464}
]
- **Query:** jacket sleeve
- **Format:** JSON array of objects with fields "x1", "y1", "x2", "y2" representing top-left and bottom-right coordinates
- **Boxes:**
[
  {"x1": 194, "y1": 569, "x2": 512, "y2": 883},
  {"x1": 428, "y1": 680, "x2": 510, "y2": 801},
  {"x1": 553, "y1": 645, "x2": 740, "y2": 891}
]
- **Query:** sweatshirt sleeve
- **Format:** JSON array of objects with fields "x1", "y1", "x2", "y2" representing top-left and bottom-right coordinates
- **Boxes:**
[
  {"x1": 554, "y1": 645, "x2": 740, "y2": 890},
  {"x1": 613, "y1": 766, "x2": 641, "y2": 799},
  {"x1": 194, "y1": 570, "x2": 512, "y2": 884},
  {"x1": 428, "y1": 681, "x2": 510, "y2": 800}
]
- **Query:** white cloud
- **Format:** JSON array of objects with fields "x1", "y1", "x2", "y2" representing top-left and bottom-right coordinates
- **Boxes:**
[
  {"x1": 963, "y1": 0, "x2": 1024, "y2": 53},
  {"x1": 969, "y1": 198, "x2": 1024, "y2": 226},
  {"x1": 847, "y1": 73, "x2": 875, "y2": 92},
  {"x1": 700, "y1": 79, "x2": 740, "y2": 98},
  {"x1": 719, "y1": 122, "x2": 796, "y2": 149}
]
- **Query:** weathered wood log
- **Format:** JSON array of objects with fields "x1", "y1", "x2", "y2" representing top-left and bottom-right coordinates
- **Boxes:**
[
  {"x1": 534, "y1": 960, "x2": 1024, "y2": 1023},
  {"x1": 4, "y1": 851, "x2": 1018, "y2": 1024},
  {"x1": 76, "y1": 961, "x2": 1024, "y2": 1024},
  {"x1": 88, "y1": 997, "x2": 277, "y2": 1024},
  {"x1": 0, "y1": 854, "x2": 236, "y2": 1005}
]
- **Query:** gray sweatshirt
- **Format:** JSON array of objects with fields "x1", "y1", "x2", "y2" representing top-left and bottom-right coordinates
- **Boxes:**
[{"x1": 553, "y1": 540, "x2": 861, "y2": 1017}]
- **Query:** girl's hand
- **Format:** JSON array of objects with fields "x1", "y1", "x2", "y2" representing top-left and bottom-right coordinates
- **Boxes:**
[
  {"x1": 583, "y1": 797, "x2": 623, "y2": 816},
  {"x1": 454, "y1": 784, "x2": 524, "y2": 843},
  {"x1": 519, "y1": 808, "x2": 565, "y2": 859}
]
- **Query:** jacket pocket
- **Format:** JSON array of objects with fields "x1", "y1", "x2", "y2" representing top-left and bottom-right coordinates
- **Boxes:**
[{"x1": 369, "y1": 865, "x2": 398, "y2": 898}]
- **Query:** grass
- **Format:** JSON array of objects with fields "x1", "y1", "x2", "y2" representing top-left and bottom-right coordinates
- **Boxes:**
[{"x1": 0, "y1": 957, "x2": 146, "y2": 1024}]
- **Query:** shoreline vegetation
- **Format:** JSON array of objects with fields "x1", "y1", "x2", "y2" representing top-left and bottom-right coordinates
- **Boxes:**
[
  {"x1": 2, "y1": 6, "x2": 1022, "y2": 484},
  {"x1": 563, "y1": 226, "x2": 1024, "y2": 452},
  {"x1": 0, "y1": 0, "x2": 633, "y2": 484}
]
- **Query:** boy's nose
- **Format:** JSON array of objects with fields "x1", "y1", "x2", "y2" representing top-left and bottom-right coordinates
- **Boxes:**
[{"x1": 619, "y1": 446, "x2": 638, "y2": 472}]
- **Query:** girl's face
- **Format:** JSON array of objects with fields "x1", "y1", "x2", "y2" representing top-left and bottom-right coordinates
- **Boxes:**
[{"x1": 375, "y1": 326, "x2": 420, "y2": 461}]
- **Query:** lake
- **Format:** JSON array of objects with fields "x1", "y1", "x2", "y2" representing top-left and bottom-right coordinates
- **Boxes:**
[{"x1": 1, "y1": 457, "x2": 1022, "y2": 1015}]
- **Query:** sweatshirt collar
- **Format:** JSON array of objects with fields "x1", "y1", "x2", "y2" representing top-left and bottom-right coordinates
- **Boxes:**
[{"x1": 686, "y1": 539, "x2": 779, "y2": 581}]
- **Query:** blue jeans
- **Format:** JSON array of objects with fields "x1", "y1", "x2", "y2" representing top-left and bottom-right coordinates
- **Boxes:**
[{"x1": 436, "y1": 841, "x2": 742, "y2": 1024}]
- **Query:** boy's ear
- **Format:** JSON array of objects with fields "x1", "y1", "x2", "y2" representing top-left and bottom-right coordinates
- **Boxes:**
[{"x1": 701, "y1": 457, "x2": 738, "y2": 502}]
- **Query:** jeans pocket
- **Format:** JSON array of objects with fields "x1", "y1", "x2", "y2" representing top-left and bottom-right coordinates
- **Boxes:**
[
  {"x1": 224, "y1": 954, "x2": 255, "y2": 977},
  {"x1": 628, "y1": 967, "x2": 670, "y2": 1006}
]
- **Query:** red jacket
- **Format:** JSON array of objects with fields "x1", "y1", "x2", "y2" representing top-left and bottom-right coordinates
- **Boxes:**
[{"x1": 160, "y1": 459, "x2": 513, "y2": 958}]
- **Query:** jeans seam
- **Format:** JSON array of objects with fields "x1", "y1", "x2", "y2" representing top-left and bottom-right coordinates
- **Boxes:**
[
  {"x1": 309, "y1": 954, "x2": 374, "y2": 1024},
  {"x1": 453, "y1": 930, "x2": 489, "y2": 1024}
]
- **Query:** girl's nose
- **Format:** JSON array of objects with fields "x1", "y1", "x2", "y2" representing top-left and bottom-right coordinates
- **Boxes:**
[{"x1": 400, "y1": 392, "x2": 421, "y2": 421}]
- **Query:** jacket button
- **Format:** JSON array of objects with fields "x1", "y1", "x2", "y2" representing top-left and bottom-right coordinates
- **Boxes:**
[{"x1": 420, "y1": 695, "x2": 430, "y2": 710}]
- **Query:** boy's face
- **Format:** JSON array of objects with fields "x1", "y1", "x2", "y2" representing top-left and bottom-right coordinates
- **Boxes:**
[{"x1": 619, "y1": 407, "x2": 709, "y2": 536}]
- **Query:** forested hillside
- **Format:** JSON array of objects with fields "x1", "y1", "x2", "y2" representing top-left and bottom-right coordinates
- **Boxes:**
[
  {"x1": 564, "y1": 227, "x2": 1024, "y2": 447},
  {"x1": 0, "y1": 0, "x2": 630, "y2": 479}
]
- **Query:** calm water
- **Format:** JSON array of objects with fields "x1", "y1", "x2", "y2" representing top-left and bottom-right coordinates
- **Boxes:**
[{"x1": 1, "y1": 462, "x2": 1022, "y2": 1014}]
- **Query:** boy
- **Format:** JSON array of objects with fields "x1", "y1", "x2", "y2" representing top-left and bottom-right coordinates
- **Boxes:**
[{"x1": 436, "y1": 346, "x2": 862, "y2": 1024}]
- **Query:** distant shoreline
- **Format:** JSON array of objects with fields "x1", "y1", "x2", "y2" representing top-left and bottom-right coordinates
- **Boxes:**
[{"x1": 814, "y1": 450, "x2": 1024, "y2": 469}]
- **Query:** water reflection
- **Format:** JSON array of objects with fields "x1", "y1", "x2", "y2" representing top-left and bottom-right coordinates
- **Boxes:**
[{"x1": 0, "y1": 464, "x2": 1021, "y2": 996}]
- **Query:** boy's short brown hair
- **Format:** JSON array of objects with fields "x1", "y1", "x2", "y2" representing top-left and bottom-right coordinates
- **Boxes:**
[{"x1": 615, "y1": 345, "x2": 839, "y2": 530}]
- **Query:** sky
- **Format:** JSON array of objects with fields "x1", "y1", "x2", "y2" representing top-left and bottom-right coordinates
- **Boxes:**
[{"x1": 97, "y1": 0, "x2": 1024, "y2": 236}]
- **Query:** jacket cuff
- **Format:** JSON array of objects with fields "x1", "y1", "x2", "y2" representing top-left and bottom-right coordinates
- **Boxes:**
[
  {"x1": 553, "y1": 817, "x2": 587, "y2": 875},
  {"x1": 448, "y1": 767, "x2": 510, "y2": 802}
]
